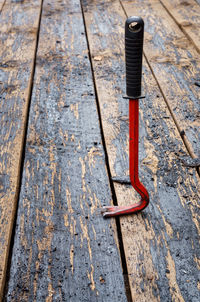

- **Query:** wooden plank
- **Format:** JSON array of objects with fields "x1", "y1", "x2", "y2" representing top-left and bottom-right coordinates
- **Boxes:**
[
  {"x1": 82, "y1": 0, "x2": 200, "y2": 301},
  {"x1": 5, "y1": 0, "x2": 128, "y2": 301},
  {"x1": 0, "y1": 0, "x2": 5, "y2": 12},
  {"x1": 0, "y1": 0, "x2": 42, "y2": 298},
  {"x1": 160, "y1": 0, "x2": 200, "y2": 53},
  {"x1": 122, "y1": 0, "x2": 200, "y2": 158}
]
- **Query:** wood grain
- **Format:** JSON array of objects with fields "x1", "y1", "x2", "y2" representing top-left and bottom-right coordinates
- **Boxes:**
[
  {"x1": 0, "y1": 0, "x2": 42, "y2": 299},
  {"x1": 0, "y1": 0, "x2": 5, "y2": 12},
  {"x1": 5, "y1": 0, "x2": 128, "y2": 301},
  {"x1": 122, "y1": 0, "x2": 200, "y2": 158},
  {"x1": 82, "y1": 0, "x2": 200, "y2": 301},
  {"x1": 160, "y1": 0, "x2": 200, "y2": 53}
]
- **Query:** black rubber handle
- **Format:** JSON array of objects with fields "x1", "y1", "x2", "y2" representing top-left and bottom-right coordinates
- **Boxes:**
[{"x1": 125, "y1": 16, "x2": 144, "y2": 98}]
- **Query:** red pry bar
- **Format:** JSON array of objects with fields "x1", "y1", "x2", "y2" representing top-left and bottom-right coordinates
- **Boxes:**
[{"x1": 102, "y1": 16, "x2": 149, "y2": 217}]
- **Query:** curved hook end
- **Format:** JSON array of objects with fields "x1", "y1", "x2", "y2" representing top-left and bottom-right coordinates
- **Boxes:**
[{"x1": 101, "y1": 196, "x2": 149, "y2": 218}]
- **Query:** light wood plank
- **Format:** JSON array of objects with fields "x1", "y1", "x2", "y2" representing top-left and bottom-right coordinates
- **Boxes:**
[
  {"x1": 0, "y1": 0, "x2": 42, "y2": 299},
  {"x1": 122, "y1": 0, "x2": 200, "y2": 158},
  {"x1": 82, "y1": 0, "x2": 200, "y2": 301},
  {"x1": 160, "y1": 0, "x2": 200, "y2": 53},
  {"x1": 5, "y1": 0, "x2": 128, "y2": 301},
  {"x1": 0, "y1": 0, "x2": 5, "y2": 12}
]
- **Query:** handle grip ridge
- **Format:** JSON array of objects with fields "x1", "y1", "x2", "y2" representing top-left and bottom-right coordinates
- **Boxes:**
[{"x1": 125, "y1": 16, "x2": 144, "y2": 98}]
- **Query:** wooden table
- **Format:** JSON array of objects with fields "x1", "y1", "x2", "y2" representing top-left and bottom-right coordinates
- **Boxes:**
[{"x1": 0, "y1": 0, "x2": 199, "y2": 301}]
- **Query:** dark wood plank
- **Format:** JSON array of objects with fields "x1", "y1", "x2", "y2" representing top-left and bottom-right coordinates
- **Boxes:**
[
  {"x1": 160, "y1": 0, "x2": 200, "y2": 53},
  {"x1": 82, "y1": 0, "x2": 200, "y2": 301},
  {"x1": 5, "y1": 0, "x2": 128, "y2": 301},
  {"x1": 122, "y1": 0, "x2": 200, "y2": 158},
  {"x1": 0, "y1": 0, "x2": 42, "y2": 298}
]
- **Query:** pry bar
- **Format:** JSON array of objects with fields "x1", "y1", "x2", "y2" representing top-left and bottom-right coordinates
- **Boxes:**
[{"x1": 102, "y1": 16, "x2": 149, "y2": 217}]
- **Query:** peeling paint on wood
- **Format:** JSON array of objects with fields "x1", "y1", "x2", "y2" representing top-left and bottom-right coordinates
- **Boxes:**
[
  {"x1": 160, "y1": 0, "x2": 200, "y2": 53},
  {"x1": 1, "y1": 0, "x2": 200, "y2": 301},
  {"x1": 0, "y1": 0, "x2": 42, "y2": 298},
  {"x1": 82, "y1": 0, "x2": 200, "y2": 301},
  {"x1": 122, "y1": 0, "x2": 200, "y2": 157},
  {"x1": 4, "y1": 0, "x2": 127, "y2": 301}
]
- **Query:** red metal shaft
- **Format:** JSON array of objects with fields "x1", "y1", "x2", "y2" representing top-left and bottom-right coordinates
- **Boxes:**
[
  {"x1": 129, "y1": 99, "x2": 149, "y2": 211},
  {"x1": 102, "y1": 99, "x2": 149, "y2": 217}
]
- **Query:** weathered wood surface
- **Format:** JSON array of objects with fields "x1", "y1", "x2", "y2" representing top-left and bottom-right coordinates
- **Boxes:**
[
  {"x1": 160, "y1": 0, "x2": 200, "y2": 53},
  {"x1": 0, "y1": 0, "x2": 42, "y2": 298},
  {"x1": 82, "y1": 0, "x2": 200, "y2": 301},
  {"x1": 0, "y1": 1, "x2": 5, "y2": 12},
  {"x1": 122, "y1": 0, "x2": 200, "y2": 158},
  {"x1": 195, "y1": 0, "x2": 200, "y2": 6},
  {"x1": 4, "y1": 0, "x2": 128, "y2": 301}
]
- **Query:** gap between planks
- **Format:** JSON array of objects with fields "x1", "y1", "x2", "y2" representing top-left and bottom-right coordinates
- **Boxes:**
[
  {"x1": 0, "y1": 0, "x2": 44, "y2": 300},
  {"x1": 4, "y1": 0, "x2": 129, "y2": 301},
  {"x1": 160, "y1": 0, "x2": 200, "y2": 54},
  {"x1": 143, "y1": 54, "x2": 200, "y2": 176},
  {"x1": 82, "y1": 0, "x2": 200, "y2": 300},
  {"x1": 0, "y1": 0, "x2": 6, "y2": 13},
  {"x1": 120, "y1": 0, "x2": 200, "y2": 175},
  {"x1": 79, "y1": 1, "x2": 132, "y2": 300}
]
